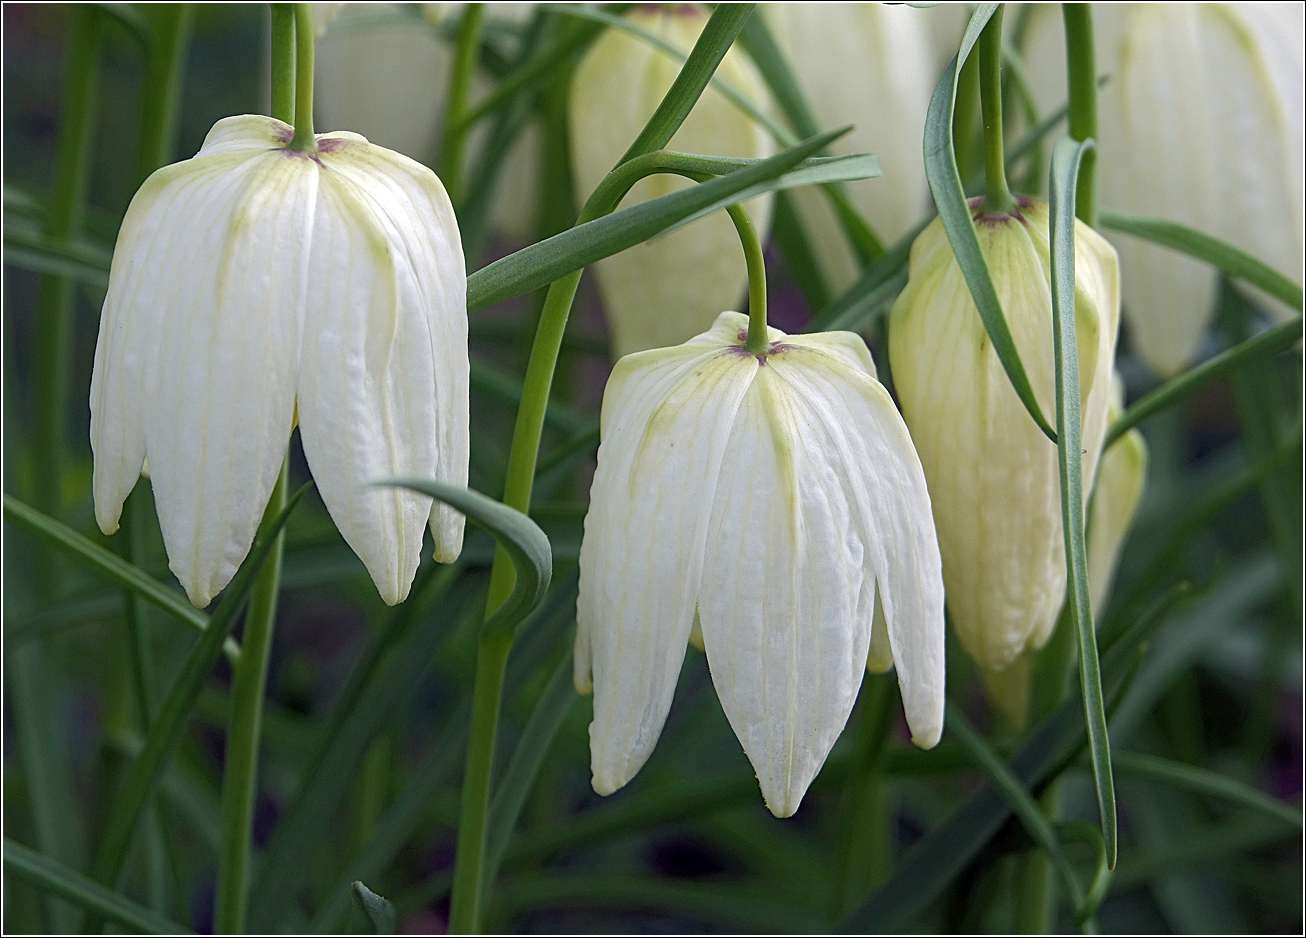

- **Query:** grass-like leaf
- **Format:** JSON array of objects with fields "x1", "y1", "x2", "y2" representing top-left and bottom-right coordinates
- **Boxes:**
[
  {"x1": 1105, "y1": 315, "x2": 1303, "y2": 448},
  {"x1": 3, "y1": 225, "x2": 111, "y2": 288},
  {"x1": 466, "y1": 127, "x2": 846, "y2": 310},
  {"x1": 944, "y1": 702, "x2": 1086, "y2": 911},
  {"x1": 839, "y1": 580, "x2": 1193, "y2": 933},
  {"x1": 483, "y1": 652, "x2": 578, "y2": 889},
  {"x1": 1099, "y1": 210, "x2": 1304, "y2": 311},
  {"x1": 923, "y1": 2, "x2": 1057, "y2": 442},
  {"x1": 351, "y1": 881, "x2": 397, "y2": 935},
  {"x1": 1112, "y1": 751, "x2": 1302, "y2": 828},
  {"x1": 378, "y1": 479, "x2": 551, "y2": 636},
  {"x1": 83, "y1": 483, "x2": 311, "y2": 924},
  {"x1": 3, "y1": 838, "x2": 190, "y2": 935},
  {"x1": 2, "y1": 492, "x2": 238, "y2": 663},
  {"x1": 1048, "y1": 133, "x2": 1116, "y2": 866}
]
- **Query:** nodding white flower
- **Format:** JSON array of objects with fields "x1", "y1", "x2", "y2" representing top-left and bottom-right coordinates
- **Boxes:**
[
  {"x1": 569, "y1": 6, "x2": 776, "y2": 357},
  {"x1": 90, "y1": 114, "x2": 468, "y2": 608},
  {"x1": 1088, "y1": 376, "x2": 1148, "y2": 615},
  {"x1": 575, "y1": 311, "x2": 945, "y2": 818},
  {"x1": 1021, "y1": 2, "x2": 1304, "y2": 375},
  {"x1": 888, "y1": 198, "x2": 1119, "y2": 725},
  {"x1": 765, "y1": 2, "x2": 935, "y2": 293}
]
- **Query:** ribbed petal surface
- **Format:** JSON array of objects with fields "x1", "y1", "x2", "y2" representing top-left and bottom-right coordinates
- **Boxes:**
[{"x1": 578, "y1": 312, "x2": 758, "y2": 796}]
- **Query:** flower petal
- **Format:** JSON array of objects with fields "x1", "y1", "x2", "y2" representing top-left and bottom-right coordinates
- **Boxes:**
[
  {"x1": 697, "y1": 361, "x2": 874, "y2": 817},
  {"x1": 770, "y1": 346, "x2": 946, "y2": 750},
  {"x1": 137, "y1": 150, "x2": 316, "y2": 606},
  {"x1": 319, "y1": 142, "x2": 469, "y2": 564},
  {"x1": 578, "y1": 320, "x2": 757, "y2": 796}
]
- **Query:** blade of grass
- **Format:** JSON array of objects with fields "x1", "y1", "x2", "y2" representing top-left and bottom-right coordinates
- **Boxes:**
[
  {"x1": 944, "y1": 702, "x2": 1086, "y2": 910},
  {"x1": 2, "y1": 493, "x2": 239, "y2": 664},
  {"x1": 924, "y1": 2, "x2": 1056, "y2": 442},
  {"x1": 466, "y1": 128, "x2": 849, "y2": 310},
  {"x1": 1099, "y1": 210, "x2": 1304, "y2": 311},
  {"x1": 1105, "y1": 316, "x2": 1303, "y2": 448},
  {"x1": 351, "y1": 881, "x2": 396, "y2": 935},
  {"x1": 84, "y1": 483, "x2": 311, "y2": 925},
  {"x1": 1112, "y1": 751, "x2": 1302, "y2": 828},
  {"x1": 4, "y1": 839, "x2": 190, "y2": 935}
]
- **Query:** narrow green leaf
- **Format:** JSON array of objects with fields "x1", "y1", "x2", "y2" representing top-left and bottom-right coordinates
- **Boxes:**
[
  {"x1": 3, "y1": 226, "x2": 111, "y2": 287},
  {"x1": 378, "y1": 478, "x2": 551, "y2": 635},
  {"x1": 1112, "y1": 751, "x2": 1302, "y2": 828},
  {"x1": 1055, "y1": 821, "x2": 1113, "y2": 925},
  {"x1": 806, "y1": 229, "x2": 918, "y2": 333},
  {"x1": 2, "y1": 493, "x2": 239, "y2": 663},
  {"x1": 1099, "y1": 210, "x2": 1304, "y2": 311},
  {"x1": 248, "y1": 564, "x2": 468, "y2": 932},
  {"x1": 483, "y1": 652, "x2": 577, "y2": 887},
  {"x1": 838, "y1": 581, "x2": 1191, "y2": 933},
  {"x1": 612, "y1": 3, "x2": 756, "y2": 163},
  {"x1": 466, "y1": 127, "x2": 844, "y2": 310},
  {"x1": 351, "y1": 881, "x2": 396, "y2": 935},
  {"x1": 771, "y1": 190, "x2": 831, "y2": 312},
  {"x1": 305, "y1": 577, "x2": 580, "y2": 932},
  {"x1": 1049, "y1": 133, "x2": 1116, "y2": 866},
  {"x1": 923, "y1": 2, "x2": 1056, "y2": 442},
  {"x1": 944, "y1": 702, "x2": 1085, "y2": 908},
  {"x1": 1105, "y1": 316, "x2": 1303, "y2": 448},
  {"x1": 90, "y1": 3, "x2": 153, "y2": 46},
  {"x1": 4, "y1": 839, "x2": 190, "y2": 935},
  {"x1": 471, "y1": 357, "x2": 590, "y2": 436},
  {"x1": 85, "y1": 483, "x2": 311, "y2": 915}
]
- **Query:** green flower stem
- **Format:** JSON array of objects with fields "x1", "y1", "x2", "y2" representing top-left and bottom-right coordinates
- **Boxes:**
[
  {"x1": 269, "y1": 5, "x2": 294, "y2": 124},
  {"x1": 1062, "y1": 4, "x2": 1098, "y2": 226},
  {"x1": 440, "y1": 3, "x2": 485, "y2": 201},
  {"x1": 134, "y1": 4, "x2": 193, "y2": 186},
  {"x1": 289, "y1": 3, "x2": 316, "y2": 149},
  {"x1": 731, "y1": 204, "x2": 770, "y2": 354},
  {"x1": 14, "y1": 9, "x2": 102, "y2": 931},
  {"x1": 978, "y1": 6, "x2": 1015, "y2": 215},
  {"x1": 952, "y1": 45, "x2": 981, "y2": 185},
  {"x1": 214, "y1": 460, "x2": 288, "y2": 934}
]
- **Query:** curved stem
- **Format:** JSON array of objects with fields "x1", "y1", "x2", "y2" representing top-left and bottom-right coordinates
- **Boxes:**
[
  {"x1": 978, "y1": 6, "x2": 1015, "y2": 215},
  {"x1": 728, "y1": 204, "x2": 769, "y2": 353},
  {"x1": 289, "y1": 2, "x2": 315, "y2": 150},
  {"x1": 214, "y1": 460, "x2": 288, "y2": 934},
  {"x1": 440, "y1": 2, "x2": 485, "y2": 201},
  {"x1": 1062, "y1": 4, "x2": 1098, "y2": 226}
]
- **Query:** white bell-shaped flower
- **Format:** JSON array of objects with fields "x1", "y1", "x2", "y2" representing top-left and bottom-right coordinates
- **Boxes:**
[
  {"x1": 90, "y1": 114, "x2": 469, "y2": 608},
  {"x1": 889, "y1": 198, "x2": 1119, "y2": 723},
  {"x1": 569, "y1": 6, "x2": 776, "y2": 357},
  {"x1": 765, "y1": 2, "x2": 936, "y2": 293},
  {"x1": 575, "y1": 311, "x2": 945, "y2": 818},
  {"x1": 1020, "y1": 2, "x2": 1304, "y2": 375}
]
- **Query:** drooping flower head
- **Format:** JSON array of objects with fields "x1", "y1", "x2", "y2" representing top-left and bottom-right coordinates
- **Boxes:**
[
  {"x1": 1021, "y1": 2, "x2": 1304, "y2": 375},
  {"x1": 569, "y1": 6, "x2": 776, "y2": 357},
  {"x1": 576, "y1": 312, "x2": 945, "y2": 817},
  {"x1": 90, "y1": 115, "x2": 468, "y2": 607},
  {"x1": 889, "y1": 197, "x2": 1119, "y2": 728}
]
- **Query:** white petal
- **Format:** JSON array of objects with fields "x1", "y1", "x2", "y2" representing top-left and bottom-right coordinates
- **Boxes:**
[
  {"x1": 578, "y1": 329, "x2": 756, "y2": 796},
  {"x1": 319, "y1": 141, "x2": 469, "y2": 563},
  {"x1": 697, "y1": 362, "x2": 874, "y2": 818},
  {"x1": 140, "y1": 150, "x2": 316, "y2": 606},
  {"x1": 770, "y1": 347, "x2": 946, "y2": 750}
]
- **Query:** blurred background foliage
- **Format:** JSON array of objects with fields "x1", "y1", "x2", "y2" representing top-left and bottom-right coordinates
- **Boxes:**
[{"x1": 3, "y1": 3, "x2": 1302, "y2": 934}]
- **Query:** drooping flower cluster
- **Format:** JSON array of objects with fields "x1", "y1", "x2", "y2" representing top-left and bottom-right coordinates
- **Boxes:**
[
  {"x1": 90, "y1": 114, "x2": 469, "y2": 608},
  {"x1": 576, "y1": 312, "x2": 946, "y2": 816}
]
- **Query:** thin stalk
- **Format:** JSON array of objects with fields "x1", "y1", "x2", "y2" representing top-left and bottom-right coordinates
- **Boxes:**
[
  {"x1": 729, "y1": 204, "x2": 769, "y2": 354},
  {"x1": 289, "y1": 3, "x2": 315, "y2": 149},
  {"x1": 16, "y1": 9, "x2": 101, "y2": 931},
  {"x1": 952, "y1": 45, "x2": 981, "y2": 186},
  {"x1": 1062, "y1": 4, "x2": 1097, "y2": 225},
  {"x1": 440, "y1": 3, "x2": 485, "y2": 201},
  {"x1": 269, "y1": 5, "x2": 294, "y2": 124},
  {"x1": 1014, "y1": 782, "x2": 1061, "y2": 933},
  {"x1": 978, "y1": 7, "x2": 1015, "y2": 215},
  {"x1": 134, "y1": 4, "x2": 193, "y2": 186},
  {"x1": 214, "y1": 461, "x2": 288, "y2": 933}
]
